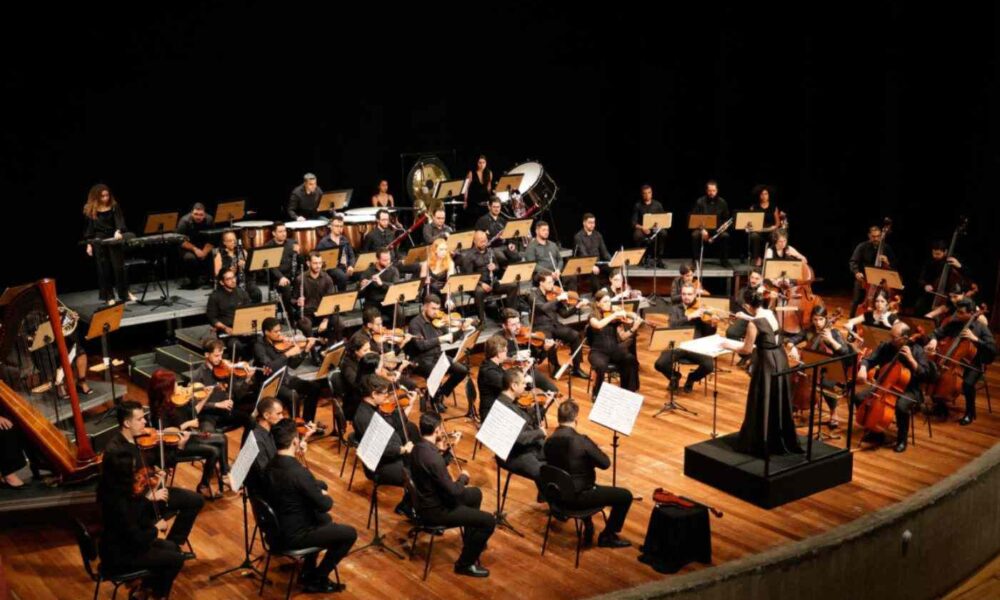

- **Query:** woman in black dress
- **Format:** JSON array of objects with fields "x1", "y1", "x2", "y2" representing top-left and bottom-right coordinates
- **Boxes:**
[
  {"x1": 98, "y1": 450, "x2": 186, "y2": 600},
  {"x1": 83, "y1": 184, "x2": 136, "y2": 305},
  {"x1": 723, "y1": 288, "x2": 803, "y2": 457},
  {"x1": 587, "y1": 290, "x2": 642, "y2": 396},
  {"x1": 463, "y1": 155, "x2": 493, "y2": 222}
]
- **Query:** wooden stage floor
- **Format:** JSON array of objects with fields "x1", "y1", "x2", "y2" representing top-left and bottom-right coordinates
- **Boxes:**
[{"x1": 1, "y1": 301, "x2": 998, "y2": 599}]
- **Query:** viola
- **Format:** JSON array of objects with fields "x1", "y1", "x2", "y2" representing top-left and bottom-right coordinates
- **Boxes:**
[
  {"x1": 133, "y1": 466, "x2": 161, "y2": 497},
  {"x1": 372, "y1": 326, "x2": 408, "y2": 346},
  {"x1": 431, "y1": 310, "x2": 468, "y2": 330},
  {"x1": 515, "y1": 390, "x2": 554, "y2": 410},
  {"x1": 545, "y1": 285, "x2": 580, "y2": 307},
  {"x1": 273, "y1": 333, "x2": 317, "y2": 353},
  {"x1": 378, "y1": 388, "x2": 414, "y2": 416},
  {"x1": 135, "y1": 427, "x2": 182, "y2": 450},
  {"x1": 170, "y1": 383, "x2": 210, "y2": 406}
]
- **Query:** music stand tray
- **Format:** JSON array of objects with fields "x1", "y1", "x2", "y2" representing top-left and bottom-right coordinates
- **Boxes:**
[
  {"x1": 320, "y1": 190, "x2": 353, "y2": 212},
  {"x1": 316, "y1": 345, "x2": 345, "y2": 379},
  {"x1": 688, "y1": 214, "x2": 718, "y2": 230},
  {"x1": 231, "y1": 303, "x2": 278, "y2": 336},
  {"x1": 315, "y1": 248, "x2": 341, "y2": 269},
  {"x1": 87, "y1": 303, "x2": 125, "y2": 341},
  {"x1": 500, "y1": 219, "x2": 534, "y2": 241},
  {"x1": 382, "y1": 280, "x2": 422, "y2": 307},
  {"x1": 435, "y1": 179, "x2": 467, "y2": 199},
  {"x1": 446, "y1": 231, "x2": 476, "y2": 254},
  {"x1": 734, "y1": 211, "x2": 765, "y2": 231},
  {"x1": 453, "y1": 329, "x2": 481, "y2": 364},
  {"x1": 214, "y1": 200, "x2": 246, "y2": 224},
  {"x1": 404, "y1": 245, "x2": 429, "y2": 266},
  {"x1": 642, "y1": 213, "x2": 673, "y2": 230},
  {"x1": 499, "y1": 261, "x2": 537, "y2": 286},
  {"x1": 442, "y1": 274, "x2": 482, "y2": 296},
  {"x1": 353, "y1": 252, "x2": 378, "y2": 274},
  {"x1": 494, "y1": 174, "x2": 525, "y2": 195},
  {"x1": 315, "y1": 292, "x2": 358, "y2": 317},
  {"x1": 763, "y1": 258, "x2": 805, "y2": 281},
  {"x1": 609, "y1": 248, "x2": 647, "y2": 269},
  {"x1": 863, "y1": 267, "x2": 904, "y2": 289},
  {"x1": 648, "y1": 327, "x2": 695, "y2": 352},
  {"x1": 563, "y1": 256, "x2": 598, "y2": 277},
  {"x1": 143, "y1": 212, "x2": 179, "y2": 235},
  {"x1": 248, "y1": 247, "x2": 286, "y2": 273}
]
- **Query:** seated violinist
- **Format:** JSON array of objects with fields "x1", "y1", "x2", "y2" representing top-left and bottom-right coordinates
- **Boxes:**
[
  {"x1": 189, "y1": 339, "x2": 255, "y2": 435},
  {"x1": 799, "y1": 306, "x2": 852, "y2": 429},
  {"x1": 406, "y1": 294, "x2": 472, "y2": 414},
  {"x1": 854, "y1": 321, "x2": 929, "y2": 453},
  {"x1": 669, "y1": 264, "x2": 709, "y2": 304},
  {"x1": 495, "y1": 369, "x2": 547, "y2": 500},
  {"x1": 498, "y1": 309, "x2": 559, "y2": 394},
  {"x1": 588, "y1": 290, "x2": 642, "y2": 397},
  {"x1": 531, "y1": 271, "x2": 589, "y2": 378},
  {"x1": 253, "y1": 317, "x2": 328, "y2": 435},
  {"x1": 654, "y1": 283, "x2": 716, "y2": 394},
  {"x1": 147, "y1": 369, "x2": 232, "y2": 500}
]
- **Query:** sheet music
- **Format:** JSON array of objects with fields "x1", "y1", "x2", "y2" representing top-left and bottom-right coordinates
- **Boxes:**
[
  {"x1": 426, "y1": 353, "x2": 450, "y2": 398},
  {"x1": 357, "y1": 413, "x2": 395, "y2": 471},
  {"x1": 229, "y1": 433, "x2": 259, "y2": 492},
  {"x1": 589, "y1": 383, "x2": 644, "y2": 436},
  {"x1": 679, "y1": 334, "x2": 732, "y2": 358},
  {"x1": 475, "y1": 400, "x2": 527, "y2": 461}
]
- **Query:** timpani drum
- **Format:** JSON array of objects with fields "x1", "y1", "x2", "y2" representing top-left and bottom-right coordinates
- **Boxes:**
[
  {"x1": 232, "y1": 220, "x2": 275, "y2": 249},
  {"x1": 342, "y1": 212, "x2": 375, "y2": 249},
  {"x1": 285, "y1": 219, "x2": 329, "y2": 255}
]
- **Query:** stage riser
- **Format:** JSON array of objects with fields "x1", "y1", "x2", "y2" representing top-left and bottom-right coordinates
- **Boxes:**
[{"x1": 683, "y1": 433, "x2": 853, "y2": 508}]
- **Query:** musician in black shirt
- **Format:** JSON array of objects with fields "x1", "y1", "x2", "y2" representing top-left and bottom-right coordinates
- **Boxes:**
[
  {"x1": 474, "y1": 197, "x2": 507, "y2": 246},
  {"x1": 294, "y1": 252, "x2": 342, "y2": 340},
  {"x1": 916, "y1": 240, "x2": 965, "y2": 317},
  {"x1": 654, "y1": 283, "x2": 716, "y2": 393},
  {"x1": 288, "y1": 172, "x2": 324, "y2": 221},
  {"x1": 746, "y1": 185, "x2": 781, "y2": 267},
  {"x1": 543, "y1": 401, "x2": 632, "y2": 548},
  {"x1": 177, "y1": 203, "x2": 216, "y2": 289},
  {"x1": 532, "y1": 271, "x2": 589, "y2": 378},
  {"x1": 315, "y1": 214, "x2": 356, "y2": 291},
  {"x1": 406, "y1": 295, "x2": 471, "y2": 412},
  {"x1": 495, "y1": 370, "x2": 547, "y2": 498},
  {"x1": 253, "y1": 318, "x2": 326, "y2": 431},
  {"x1": 190, "y1": 339, "x2": 256, "y2": 435},
  {"x1": 362, "y1": 209, "x2": 399, "y2": 255},
  {"x1": 462, "y1": 231, "x2": 519, "y2": 323},
  {"x1": 499, "y1": 309, "x2": 559, "y2": 394},
  {"x1": 422, "y1": 208, "x2": 453, "y2": 244},
  {"x1": 357, "y1": 247, "x2": 403, "y2": 324},
  {"x1": 260, "y1": 222, "x2": 299, "y2": 315},
  {"x1": 411, "y1": 412, "x2": 494, "y2": 577},
  {"x1": 247, "y1": 397, "x2": 283, "y2": 490},
  {"x1": 206, "y1": 269, "x2": 253, "y2": 358},
  {"x1": 477, "y1": 336, "x2": 509, "y2": 421},
  {"x1": 573, "y1": 213, "x2": 612, "y2": 292},
  {"x1": 103, "y1": 400, "x2": 204, "y2": 550},
  {"x1": 690, "y1": 180, "x2": 732, "y2": 268},
  {"x1": 855, "y1": 322, "x2": 930, "y2": 452},
  {"x1": 631, "y1": 184, "x2": 668, "y2": 267},
  {"x1": 925, "y1": 298, "x2": 996, "y2": 425},
  {"x1": 849, "y1": 224, "x2": 896, "y2": 316},
  {"x1": 83, "y1": 183, "x2": 136, "y2": 304},
  {"x1": 264, "y1": 419, "x2": 356, "y2": 594}
]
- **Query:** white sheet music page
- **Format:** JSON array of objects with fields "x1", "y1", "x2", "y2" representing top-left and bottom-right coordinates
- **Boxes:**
[
  {"x1": 357, "y1": 413, "x2": 395, "y2": 471},
  {"x1": 678, "y1": 334, "x2": 732, "y2": 358},
  {"x1": 426, "y1": 353, "x2": 450, "y2": 398},
  {"x1": 229, "y1": 433, "x2": 260, "y2": 492},
  {"x1": 589, "y1": 383, "x2": 644, "y2": 436},
  {"x1": 475, "y1": 400, "x2": 527, "y2": 461}
]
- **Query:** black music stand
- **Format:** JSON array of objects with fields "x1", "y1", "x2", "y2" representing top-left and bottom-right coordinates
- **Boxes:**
[
  {"x1": 137, "y1": 212, "x2": 186, "y2": 310},
  {"x1": 642, "y1": 212, "x2": 673, "y2": 305},
  {"x1": 88, "y1": 303, "x2": 126, "y2": 422},
  {"x1": 650, "y1": 327, "x2": 697, "y2": 419}
]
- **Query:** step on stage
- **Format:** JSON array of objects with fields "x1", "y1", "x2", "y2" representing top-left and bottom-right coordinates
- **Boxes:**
[{"x1": 684, "y1": 433, "x2": 854, "y2": 508}]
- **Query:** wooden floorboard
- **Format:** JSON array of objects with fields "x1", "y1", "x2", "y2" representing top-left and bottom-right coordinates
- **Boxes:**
[{"x1": 1, "y1": 297, "x2": 998, "y2": 599}]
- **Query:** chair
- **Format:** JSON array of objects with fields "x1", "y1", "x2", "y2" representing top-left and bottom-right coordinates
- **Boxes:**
[
  {"x1": 339, "y1": 431, "x2": 360, "y2": 490},
  {"x1": 72, "y1": 518, "x2": 152, "y2": 600},
  {"x1": 250, "y1": 497, "x2": 339, "y2": 600},
  {"x1": 493, "y1": 456, "x2": 527, "y2": 537},
  {"x1": 403, "y1": 475, "x2": 462, "y2": 580},
  {"x1": 978, "y1": 363, "x2": 993, "y2": 414},
  {"x1": 538, "y1": 465, "x2": 606, "y2": 568}
]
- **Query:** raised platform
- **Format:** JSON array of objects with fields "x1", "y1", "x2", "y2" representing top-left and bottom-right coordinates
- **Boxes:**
[{"x1": 683, "y1": 433, "x2": 854, "y2": 508}]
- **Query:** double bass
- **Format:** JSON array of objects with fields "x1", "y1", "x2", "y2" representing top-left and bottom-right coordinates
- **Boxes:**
[
  {"x1": 857, "y1": 217, "x2": 897, "y2": 316},
  {"x1": 931, "y1": 216, "x2": 971, "y2": 310}
]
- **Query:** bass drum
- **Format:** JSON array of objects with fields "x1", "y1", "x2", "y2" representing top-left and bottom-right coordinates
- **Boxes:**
[{"x1": 494, "y1": 161, "x2": 558, "y2": 218}]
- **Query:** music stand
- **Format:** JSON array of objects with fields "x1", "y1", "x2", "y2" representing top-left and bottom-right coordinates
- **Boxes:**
[
  {"x1": 442, "y1": 274, "x2": 482, "y2": 298},
  {"x1": 446, "y1": 230, "x2": 476, "y2": 254},
  {"x1": 353, "y1": 252, "x2": 378, "y2": 274},
  {"x1": 443, "y1": 329, "x2": 482, "y2": 423},
  {"x1": 434, "y1": 179, "x2": 467, "y2": 200},
  {"x1": 214, "y1": 200, "x2": 246, "y2": 225},
  {"x1": 315, "y1": 248, "x2": 340, "y2": 270},
  {"x1": 319, "y1": 190, "x2": 352, "y2": 213},
  {"x1": 735, "y1": 211, "x2": 766, "y2": 267},
  {"x1": 494, "y1": 174, "x2": 525, "y2": 196},
  {"x1": 138, "y1": 212, "x2": 184, "y2": 310},
  {"x1": 763, "y1": 259, "x2": 804, "y2": 333},
  {"x1": 232, "y1": 303, "x2": 277, "y2": 337},
  {"x1": 609, "y1": 248, "x2": 647, "y2": 292},
  {"x1": 679, "y1": 334, "x2": 732, "y2": 435},
  {"x1": 642, "y1": 213, "x2": 672, "y2": 303},
  {"x1": 689, "y1": 214, "x2": 718, "y2": 273},
  {"x1": 649, "y1": 327, "x2": 697, "y2": 418},
  {"x1": 562, "y1": 256, "x2": 598, "y2": 285},
  {"x1": 143, "y1": 212, "x2": 179, "y2": 235},
  {"x1": 249, "y1": 246, "x2": 286, "y2": 304},
  {"x1": 500, "y1": 219, "x2": 534, "y2": 242},
  {"x1": 315, "y1": 345, "x2": 345, "y2": 379},
  {"x1": 862, "y1": 325, "x2": 895, "y2": 353},
  {"x1": 315, "y1": 291, "x2": 357, "y2": 318},
  {"x1": 863, "y1": 266, "x2": 904, "y2": 290},
  {"x1": 403, "y1": 245, "x2": 429, "y2": 266},
  {"x1": 88, "y1": 303, "x2": 126, "y2": 419},
  {"x1": 499, "y1": 261, "x2": 537, "y2": 298}
]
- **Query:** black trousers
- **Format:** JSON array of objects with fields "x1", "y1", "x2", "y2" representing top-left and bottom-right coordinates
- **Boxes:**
[
  {"x1": 94, "y1": 243, "x2": 129, "y2": 301},
  {"x1": 108, "y1": 539, "x2": 185, "y2": 597},
  {"x1": 538, "y1": 325, "x2": 583, "y2": 370},
  {"x1": 421, "y1": 487, "x2": 496, "y2": 567},
  {"x1": 962, "y1": 366, "x2": 982, "y2": 418},
  {"x1": 0, "y1": 427, "x2": 27, "y2": 477},
  {"x1": 414, "y1": 355, "x2": 468, "y2": 399},
  {"x1": 298, "y1": 311, "x2": 344, "y2": 342},
  {"x1": 289, "y1": 514, "x2": 358, "y2": 580},
  {"x1": 367, "y1": 458, "x2": 412, "y2": 510},
  {"x1": 655, "y1": 349, "x2": 714, "y2": 386},
  {"x1": 325, "y1": 267, "x2": 352, "y2": 292},
  {"x1": 691, "y1": 230, "x2": 730, "y2": 264},
  {"x1": 178, "y1": 435, "x2": 228, "y2": 487},
  {"x1": 499, "y1": 446, "x2": 546, "y2": 495},
  {"x1": 157, "y1": 486, "x2": 204, "y2": 546},
  {"x1": 748, "y1": 232, "x2": 768, "y2": 263},
  {"x1": 472, "y1": 283, "x2": 516, "y2": 322},
  {"x1": 179, "y1": 250, "x2": 212, "y2": 283},
  {"x1": 277, "y1": 376, "x2": 325, "y2": 423},
  {"x1": 633, "y1": 229, "x2": 668, "y2": 260},
  {"x1": 222, "y1": 335, "x2": 254, "y2": 361},
  {"x1": 565, "y1": 485, "x2": 633, "y2": 534},
  {"x1": 589, "y1": 345, "x2": 639, "y2": 395},
  {"x1": 528, "y1": 367, "x2": 559, "y2": 394},
  {"x1": 200, "y1": 406, "x2": 254, "y2": 437}
]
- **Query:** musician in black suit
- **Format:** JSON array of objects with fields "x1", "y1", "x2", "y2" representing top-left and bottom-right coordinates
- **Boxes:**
[
  {"x1": 264, "y1": 419, "x2": 356, "y2": 594},
  {"x1": 405, "y1": 294, "x2": 470, "y2": 413},
  {"x1": 543, "y1": 401, "x2": 632, "y2": 548},
  {"x1": 654, "y1": 283, "x2": 716, "y2": 393},
  {"x1": 410, "y1": 412, "x2": 494, "y2": 577},
  {"x1": 477, "y1": 336, "x2": 508, "y2": 421},
  {"x1": 495, "y1": 369, "x2": 547, "y2": 499}
]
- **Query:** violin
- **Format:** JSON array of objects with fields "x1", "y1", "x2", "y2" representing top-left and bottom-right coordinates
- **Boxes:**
[
  {"x1": 133, "y1": 465, "x2": 161, "y2": 497},
  {"x1": 135, "y1": 427, "x2": 182, "y2": 450},
  {"x1": 372, "y1": 326, "x2": 409, "y2": 346},
  {"x1": 502, "y1": 356, "x2": 533, "y2": 370},
  {"x1": 431, "y1": 310, "x2": 471, "y2": 330},
  {"x1": 652, "y1": 488, "x2": 724, "y2": 518},
  {"x1": 514, "y1": 330, "x2": 547, "y2": 348},
  {"x1": 274, "y1": 333, "x2": 318, "y2": 353},
  {"x1": 170, "y1": 383, "x2": 210, "y2": 406},
  {"x1": 378, "y1": 387, "x2": 413, "y2": 415},
  {"x1": 545, "y1": 285, "x2": 580, "y2": 307},
  {"x1": 516, "y1": 389, "x2": 557, "y2": 410},
  {"x1": 212, "y1": 361, "x2": 263, "y2": 379}
]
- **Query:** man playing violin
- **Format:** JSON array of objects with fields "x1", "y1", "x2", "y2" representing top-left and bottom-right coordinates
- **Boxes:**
[
  {"x1": 406, "y1": 294, "x2": 471, "y2": 414},
  {"x1": 496, "y1": 369, "x2": 548, "y2": 501},
  {"x1": 654, "y1": 283, "x2": 716, "y2": 393},
  {"x1": 190, "y1": 339, "x2": 257, "y2": 435},
  {"x1": 499, "y1": 309, "x2": 560, "y2": 394},
  {"x1": 352, "y1": 375, "x2": 418, "y2": 519},
  {"x1": 410, "y1": 412, "x2": 495, "y2": 578},
  {"x1": 477, "y1": 336, "x2": 510, "y2": 422},
  {"x1": 253, "y1": 317, "x2": 327, "y2": 435},
  {"x1": 669, "y1": 264, "x2": 710, "y2": 305},
  {"x1": 103, "y1": 400, "x2": 204, "y2": 554},
  {"x1": 924, "y1": 298, "x2": 996, "y2": 426},
  {"x1": 726, "y1": 268, "x2": 764, "y2": 347},
  {"x1": 531, "y1": 271, "x2": 590, "y2": 378},
  {"x1": 854, "y1": 322, "x2": 930, "y2": 452}
]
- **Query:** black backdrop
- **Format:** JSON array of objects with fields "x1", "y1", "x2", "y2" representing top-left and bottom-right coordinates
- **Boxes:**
[{"x1": 3, "y1": 3, "x2": 998, "y2": 303}]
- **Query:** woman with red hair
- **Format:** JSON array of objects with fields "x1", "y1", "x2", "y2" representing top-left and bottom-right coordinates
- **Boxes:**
[{"x1": 147, "y1": 369, "x2": 231, "y2": 500}]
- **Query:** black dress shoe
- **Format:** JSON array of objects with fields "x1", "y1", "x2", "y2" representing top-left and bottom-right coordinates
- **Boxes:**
[
  {"x1": 582, "y1": 522, "x2": 594, "y2": 547},
  {"x1": 959, "y1": 415, "x2": 976, "y2": 426},
  {"x1": 597, "y1": 533, "x2": 631, "y2": 548},
  {"x1": 180, "y1": 551, "x2": 197, "y2": 560},
  {"x1": 893, "y1": 442, "x2": 907, "y2": 453},
  {"x1": 571, "y1": 368, "x2": 590, "y2": 379},
  {"x1": 394, "y1": 503, "x2": 416, "y2": 520},
  {"x1": 454, "y1": 563, "x2": 490, "y2": 578},
  {"x1": 682, "y1": 381, "x2": 695, "y2": 394},
  {"x1": 302, "y1": 578, "x2": 344, "y2": 593}
]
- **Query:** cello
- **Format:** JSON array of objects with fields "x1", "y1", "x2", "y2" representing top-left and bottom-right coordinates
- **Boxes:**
[
  {"x1": 855, "y1": 331, "x2": 921, "y2": 434},
  {"x1": 928, "y1": 304, "x2": 988, "y2": 404}
]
